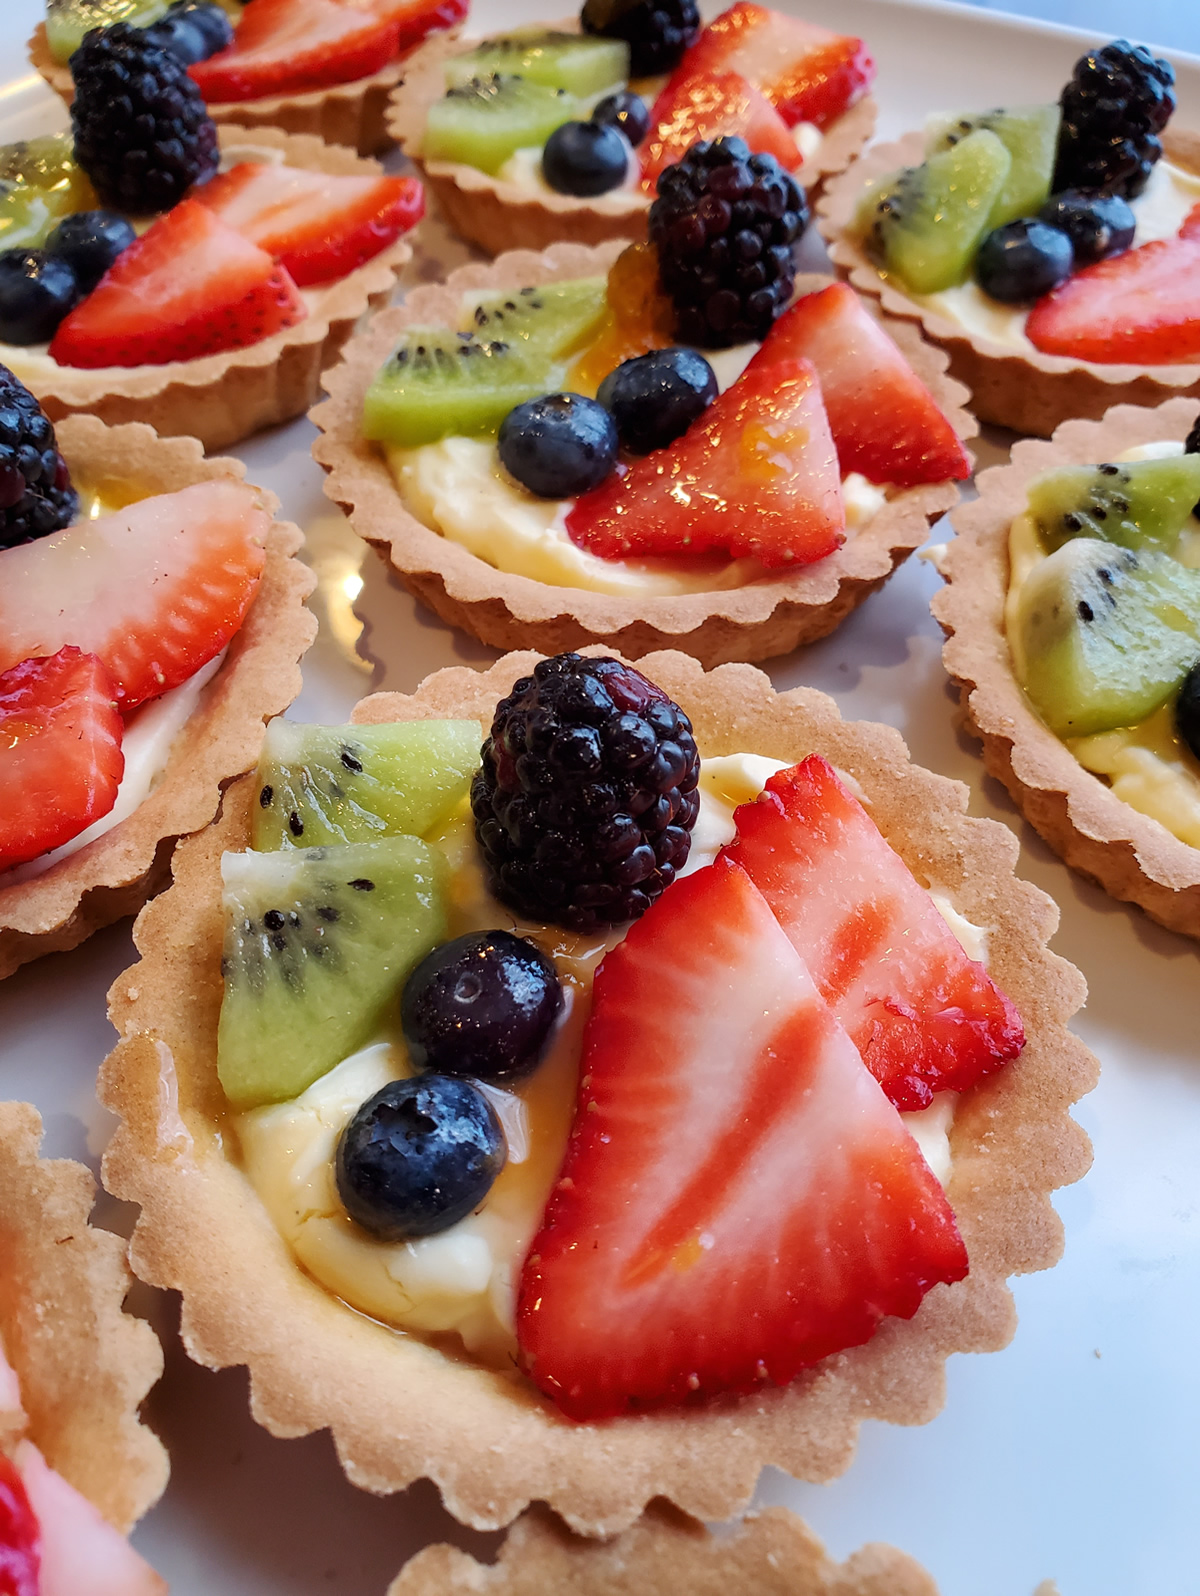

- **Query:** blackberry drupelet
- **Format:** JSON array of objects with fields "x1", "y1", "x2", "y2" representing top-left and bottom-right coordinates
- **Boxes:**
[
  {"x1": 472, "y1": 653, "x2": 701, "y2": 932},
  {"x1": 69, "y1": 23, "x2": 219, "y2": 213},
  {"x1": 648, "y1": 138, "x2": 808, "y2": 349},
  {"x1": 0, "y1": 365, "x2": 77, "y2": 551},
  {"x1": 580, "y1": 0, "x2": 699, "y2": 77},
  {"x1": 1053, "y1": 40, "x2": 1176, "y2": 199}
]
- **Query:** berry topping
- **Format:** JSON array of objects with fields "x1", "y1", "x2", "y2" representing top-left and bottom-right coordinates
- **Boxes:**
[
  {"x1": 498, "y1": 393, "x2": 618, "y2": 499},
  {"x1": 189, "y1": 0, "x2": 402, "y2": 103},
  {"x1": 0, "y1": 1452, "x2": 39, "y2": 1596},
  {"x1": 401, "y1": 930, "x2": 563, "y2": 1082},
  {"x1": 336, "y1": 1075, "x2": 506, "y2": 1241},
  {"x1": 44, "y1": 210, "x2": 136, "y2": 295},
  {"x1": 596, "y1": 345, "x2": 717, "y2": 454},
  {"x1": 542, "y1": 119, "x2": 630, "y2": 198},
  {"x1": 580, "y1": 0, "x2": 699, "y2": 79},
  {"x1": 1038, "y1": 189, "x2": 1136, "y2": 266},
  {"x1": 0, "y1": 250, "x2": 78, "y2": 346},
  {"x1": 144, "y1": 0, "x2": 234, "y2": 63},
  {"x1": 974, "y1": 218, "x2": 1074, "y2": 304},
  {"x1": 69, "y1": 22, "x2": 219, "y2": 213},
  {"x1": 471, "y1": 653, "x2": 700, "y2": 932},
  {"x1": 1053, "y1": 40, "x2": 1175, "y2": 199},
  {"x1": 0, "y1": 366, "x2": 77, "y2": 550},
  {"x1": 592, "y1": 90, "x2": 650, "y2": 147},
  {"x1": 649, "y1": 136, "x2": 807, "y2": 348},
  {"x1": 1177, "y1": 663, "x2": 1200, "y2": 762},
  {"x1": 638, "y1": 69, "x2": 802, "y2": 196}
]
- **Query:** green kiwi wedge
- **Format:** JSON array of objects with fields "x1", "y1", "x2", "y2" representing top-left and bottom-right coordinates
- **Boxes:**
[
  {"x1": 461, "y1": 278, "x2": 609, "y2": 361},
  {"x1": 1027, "y1": 456, "x2": 1200, "y2": 553},
  {"x1": 45, "y1": 0, "x2": 169, "y2": 63},
  {"x1": 424, "y1": 74, "x2": 584, "y2": 176},
  {"x1": 445, "y1": 30, "x2": 629, "y2": 99},
  {"x1": 926, "y1": 105, "x2": 1061, "y2": 229},
  {"x1": 0, "y1": 134, "x2": 94, "y2": 252}
]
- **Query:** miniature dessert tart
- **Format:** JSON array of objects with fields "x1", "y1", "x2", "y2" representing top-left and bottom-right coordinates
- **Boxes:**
[
  {"x1": 0, "y1": 1100, "x2": 167, "y2": 1593},
  {"x1": 30, "y1": 0, "x2": 466, "y2": 157},
  {"x1": 311, "y1": 239, "x2": 974, "y2": 666},
  {"x1": 818, "y1": 42, "x2": 1200, "y2": 437},
  {"x1": 935, "y1": 396, "x2": 1200, "y2": 939},
  {"x1": 99, "y1": 647, "x2": 1094, "y2": 1534},
  {"x1": 387, "y1": 4, "x2": 876, "y2": 256}
]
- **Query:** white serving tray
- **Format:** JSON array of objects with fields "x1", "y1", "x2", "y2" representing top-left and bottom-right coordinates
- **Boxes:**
[{"x1": 1, "y1": 3, "x2": 1198, "y2": 1592}]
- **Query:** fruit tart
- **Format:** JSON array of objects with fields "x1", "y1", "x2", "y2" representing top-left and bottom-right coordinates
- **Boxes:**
[
  {"x1": 819, "y1": 40, "x2": 1200, "y2": 437},
  {"x1": 0, "y1": 372, "x2": 315, "y2": 979},
  {"x1": 30, "y1": 0, "x2": 466, "y2": 158},
  {"x1": 387, "y1": 2, "x2": 876, "y2": 256},
  {"x1": 935, "y1": 395, "x2": 1200, "y2": 939},
  {"x1": 0, "y1": 1100, "x2": 167, "y2": 1594},
  {"x1": 99, "y1": 647, "x2": 1095, "y2": 1533},
  {"x1": 3, "y1": 27, "x2": 422, "y2": 453}
]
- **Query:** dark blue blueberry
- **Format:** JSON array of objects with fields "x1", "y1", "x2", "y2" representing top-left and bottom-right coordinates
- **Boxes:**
[
  {"x1": 0, "y1": 251, "x2": 79, "y2": 345},
  {"x1": 175, "y1": 1, "x2": 236, "y2": 54},
  {"x1": 1038, "y1": 189, "x2": 1136, "y2": 265},
  {"x1": 402, "y1": 930, "x2": 563, "y2": 1082},
  {"x1": 498, "y1": 392, "x2": 618, "y2": 498},
  {"x1": 45, "y1": 210, "x2": 136, "y2": 295},
  {"x1": 542, "y1": 120, "x2": 629, "y2": 197},
  {"x1": 336, "y1": 1075, "x2": 506, "y2": 1241},
  {"x1": 1177, "y1": 661, "x2": 1200, "y2": 762},
  {"x1": 596, "y1": 346, "x2": 717, "y2": 454},
  {"x1": 592, "y1": 90, "x2": 650, "y2": 147},
  {"x1": 145, "y1": 2, "x2": 232, "y2": 64},
  {"x1": 974, "y1": 219, "x2": 1074, "y2": 304}
]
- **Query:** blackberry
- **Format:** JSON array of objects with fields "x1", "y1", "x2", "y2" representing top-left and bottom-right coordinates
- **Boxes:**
[
  {"x1": 69, "y1": 23, "x2": 219, "y2": 214},
  {"x1": 0, "y1": 365, "x2": 77, "y2": 552},
  {"x1": 580, "y1": 0, "x2": 699, "y2": 77},
  {"x1": 648, "y1": 138, "x2": 808, "y2": 349},
  {"x1": 1054, "y1": 40, "x2": 1176, "y2": 199},
  {"x1": 472, "y1": 654, "x2": 701, "y2": 932}
]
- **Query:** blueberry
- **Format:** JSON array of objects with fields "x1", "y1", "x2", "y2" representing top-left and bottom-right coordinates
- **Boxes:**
[
  {"x1": 1038, "y1": 189, "x2": 1136, "y2": 265},
  {"x1": 974, "y1": 219, "x2": 1074, "y2": 303},
  {"x1": 336, "y1": 1075, "x2": 506, "y2": 1242},
  {"x1": 499, "y1": 392, "x2": 618, "y2": 498},
  {"x1": 45, "y1": 211, "x2": 136, "y2": 295},
  {"x1": 0, "y1": 251, "x2": 79, "y2": 345},
  {"x1": 597, "y1": 346, "x2": 718, "y2": 454},
  {"x1": 176, "y1": 2, "x2": 236, "y2": 54},
  {"x1": 402, "y1": 930, "x2": 563, "y2": 1083},
  {"x1": 1177, "y1": 661, "x2": 1200, "y2": 762},
  {"x1": 542, "y1": 120, "x2": 630, "y2": 197},
  {"x1": 592, "y1": 90, "x2": 650, "y2": 147}
]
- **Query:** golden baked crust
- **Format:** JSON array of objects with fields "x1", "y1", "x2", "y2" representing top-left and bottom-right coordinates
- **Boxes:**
[
  {"x1": 310, "y1": 243, "x2": 974, "y2": 666},
  {"x1": 0, "y1": 1100, "x2": 167, "y2": 1533},
  {"x1": 0, "y1": 415, "x2": 316, "y2": 979},
  {"x1": 933, "y1": 395, "x2": 1200, "y2": 938},
  {"x1": 818, "y1": 128, "x2": 1200, "y2": 439},
  {"x1": 99, "y1": 648, "x2": 1095, "y2": 1535},
  {"x1": 386, "y1": 19, "x2": 877, "y2": 257}
]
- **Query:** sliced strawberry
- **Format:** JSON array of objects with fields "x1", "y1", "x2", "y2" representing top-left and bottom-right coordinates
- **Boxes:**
[
  {"x1": 0, "y1": 1449, "x2": 40, "y2": 1596},
  {"x1": 673, "y1": 2, "x2": 874, "y2": 129},
  {"x1": 190, "y1": 0, "x2": 400, "y2": 103},
  {"x1": 754, "y1": 283, "x2": 970, "y2": 487},
  {"x1": 566, "y1": 355, "x2": 844, "y2": 568},
  {"x1": 0, "y1": 480, "x2": 269, "y2": 711},
  {"x1": 196, "y1": 161, "x2": 423, "y2": 287},
  {"x1": 49, "y1": 200, "x2": 306, "y2": 370},
  {"x1": 15, "y1": 1442, "x2": 165, "y2": 1596},
  {"x1": 640, "y1": 70, "x2": 801, "y2": 195},
  {"x1": 338, "y1": 0, "x2": 467, "y2": 51},
  {"x1": 517, "y1": 855, "x2": 968, "y2": 1421},
  {"x1": 722, "y1": 757, "x2": 1025, "y2": 1112}
]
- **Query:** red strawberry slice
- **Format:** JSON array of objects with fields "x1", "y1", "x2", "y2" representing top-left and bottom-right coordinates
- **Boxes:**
[
  {"x1": 15, "y1": 1441, "x2": 166, "y2": 1596},
  {"x1": 49, "y1": 200, "x2": 306, "y2": 370},
  {"x1": 566, "y1": 356, "x2": 845, "y2": 568},
  {"x1": 517, "y1": 855, "x2": 968, "y2": 1422},
  {"x1": 340, "y1": 0, "x2": 467, "y2": 51},
  {"x1": 754, "y1": 283, "x2": 971, "y2": 487},
  {"x1": 0, "y1": 480, "x2": 269, "y2": 711},
  {"x1": 674, "y1": 1, "x2": 874, "y2": 129},
  {"x1": 639, "y1": 70, "x2": 801, "y2": 195},
  {"x1": 196, "y1": 161, "x2": 423, "y2": 287},
  {"x1": 0, "y1": 648, "x2": 124, "y2": 872},
  {"x1": 0, "y1": 1450, "x2": 40, "y2": 1596},
  {"x1": 190, "y1": 0, "x2": 400, "y2": 103},
  {"x1": 722, "y1": 757, "x2": 1025, "y2": 1112}
]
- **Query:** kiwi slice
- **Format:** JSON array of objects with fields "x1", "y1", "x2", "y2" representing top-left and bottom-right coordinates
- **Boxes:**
[
  {"x1": 858, "y1": 128, "x2": 1012, "y2": 295},
  {"x1": 0, "y1": 134, "x2": 94, "y2": 251},
  {"x1": 217, "y1": 837, "x2": 448, "y2": 1109},
  {"x1": 926, "y1": 105, "x2": 1061, "y2": 229},
  {"x1": 1015, "y1": 537, "x2": 1200, "y2": 738},
  {"x1": 462, "y1": 278, "x2": 609, "y2": 361},
  {"x1": 1027, "y1": 456, "x2": 1200, "y2": 554},
  {"x1": 45, "y1": 0, "x2": 169, "y2": 63},
  {"x1": 445, "y1": 29, "x2": 629, "y2": 98},
  {"x1": 252, "y1": 719, "x2": 483, "y2": 851},
  {"x1": 424, "y1": 74, "x2": 583, "y2": 176}
]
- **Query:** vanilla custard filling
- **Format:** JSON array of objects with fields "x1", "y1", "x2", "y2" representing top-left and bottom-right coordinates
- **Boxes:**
[{"x1": 237, "y1": 752, "x2": 977, "y2": 1360}]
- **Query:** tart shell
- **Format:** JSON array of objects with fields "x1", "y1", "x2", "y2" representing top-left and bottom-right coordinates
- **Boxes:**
[
  {"x1": 933, "y1": 396, "x2": 1200, "y2": 938},
  {"x1": 385, "y1": 19, "x2": 878, "y2": 257},
  {"x1": 818, "y1": 128, "x2": 1200, "y2": 439},
  {"x1": 99, "y1": 648, "x2": 1095, "y2": 1536},
  {"x1": 310, "y1": 243, "x2": 975, "y2": 667},
  {"x1": 0, "y1": 415, "x2": 316, "y2": 980}
]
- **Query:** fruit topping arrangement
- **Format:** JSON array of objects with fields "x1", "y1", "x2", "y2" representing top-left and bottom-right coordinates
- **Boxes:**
[{"x1": 44, "y1": 0, "x2": 232, "y2": 67}]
